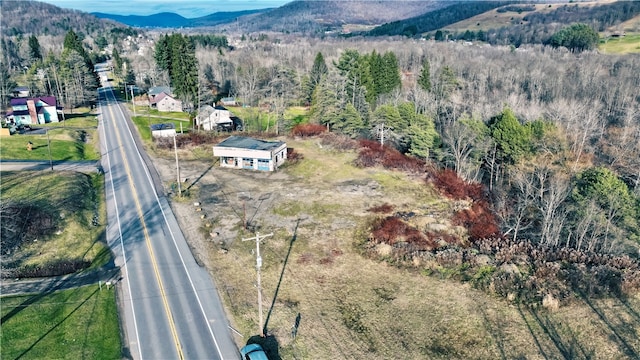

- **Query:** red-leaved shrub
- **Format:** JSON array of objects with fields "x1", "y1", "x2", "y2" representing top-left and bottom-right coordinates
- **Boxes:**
[
  {"x1": 354, "y1": 140, "x2": 424, "y2": 173},
  {"x1": 431, "y1": 168, "x2": 485, "y2": 201},
  {"x1": 291, "y1": 123, "x2": 327, "y2": 137},
  {"x1": 453, "y1": 201, "x2": 501, "y2": 241}
]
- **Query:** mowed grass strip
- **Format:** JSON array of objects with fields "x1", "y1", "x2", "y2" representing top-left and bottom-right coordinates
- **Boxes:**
[{"x1": 0, "y1": 285, "x2": 121, "y2": 360}]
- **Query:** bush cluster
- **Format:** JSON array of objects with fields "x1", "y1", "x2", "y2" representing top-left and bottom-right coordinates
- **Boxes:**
[
  {"x1": 291, "y1": 123, "x2": 327, "y2": 137},
  {"x1": 354, "y1": 140, "x2": 425, "y2": 173}
]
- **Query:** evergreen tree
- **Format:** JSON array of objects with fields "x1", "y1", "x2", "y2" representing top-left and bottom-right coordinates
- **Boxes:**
[
  {"x1": 310, "y1": 77, "x2": 341, "y2": 128},
  {"x1": 379, "y1": 51, "x2": 401, "y2": 95},
  {"x1": 302, "y1": 52, "x2": 328, "y2": 105},
  {"x1": 417, "y1": 58, "x2": 431, "y2": 92},
  {"x1": 334, "y1": 103, "x2": 367, "y2": 138},
  {"x1": 549, "y1": 23, "x2": 599, "y2": 52},
  {"x1": 28, "y1": 35, "x2": 42, "y2": 63},
  {"x1": 488, "y1": 107, "x2": 532, "y2": 164}
]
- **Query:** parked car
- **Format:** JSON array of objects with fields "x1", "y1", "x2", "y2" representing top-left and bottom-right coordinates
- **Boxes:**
[{"x1": 240, "y1": 343, "x2": 268, "y2": 360}]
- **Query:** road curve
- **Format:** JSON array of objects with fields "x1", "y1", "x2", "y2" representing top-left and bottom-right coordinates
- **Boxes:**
[{"x1": 98, "y1": 80, "x2": 239, "y2": 360}]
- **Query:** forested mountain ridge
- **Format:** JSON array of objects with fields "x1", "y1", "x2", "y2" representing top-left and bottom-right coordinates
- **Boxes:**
[
  {"x1": 0, "y1": 0, "x2": 126, "y2": 37},
  {"x1": 92, "y1": 9, "x2": 267, "y2": 28},
  {"x1": 217, "y1": 0, "x2": 449, "y2": 33}
]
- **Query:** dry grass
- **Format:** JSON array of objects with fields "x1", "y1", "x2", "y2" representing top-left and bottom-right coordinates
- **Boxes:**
[{"x1": 156, "y1": 137, "x2": 640, "y2": 359}]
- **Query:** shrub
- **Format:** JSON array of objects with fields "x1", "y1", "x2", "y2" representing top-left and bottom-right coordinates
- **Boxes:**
[
  {"x1": 354, "y1": 140, "x2": 425, "y2": 173},
  {"x1": 452, "y1": 201, "x2": 501, "y2": 241},
  {"x1": 291, "y1": 123, "x2": 327, "y2": 137},
  {"x1": 367, "y1": 203, "x2": 394, "y2": 213},
  {"x1": 431, "y1": 168, "x2": 485, "y2": 201}
]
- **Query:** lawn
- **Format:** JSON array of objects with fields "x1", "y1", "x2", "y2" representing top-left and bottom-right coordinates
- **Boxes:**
[
  {"x1": 0, "y1": 285, "x2": 121, "y2": 360},
  {"x1": 599, "y1": 33, "x2": 640, "y2": 54},
  {"x1": 0, "y1": 112, "x2": 100, "y2": 161}
]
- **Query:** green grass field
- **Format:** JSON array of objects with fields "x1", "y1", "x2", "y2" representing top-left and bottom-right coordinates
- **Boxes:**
[
  {"x1": 0, "y1": 112, "x2": 100, "y2": 161},
  {"x1": 599, "y1": 33, "x2": 640, "y2": 54},
  {"x1": 0, "y1": 285, "x2": 121, "y2": 360}
]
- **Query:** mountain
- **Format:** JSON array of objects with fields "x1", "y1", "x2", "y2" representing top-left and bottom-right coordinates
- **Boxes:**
[
  {"x1": 226, "y1": 0, "x2": 447, "y2": 33},
  {"x1": 92, "y1": 9, "x2": 267, "y2": 28},
  {"x1": 0, "y1": 0, "x2": 125, "y2": 37},
  {"x1": 92, "y1": 12, "x2": 190, "y2": 28}
]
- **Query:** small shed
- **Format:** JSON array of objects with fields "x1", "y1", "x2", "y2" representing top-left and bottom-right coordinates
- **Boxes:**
[
  {"x1": 213, "y1": 136, "x2": 287, "y2": 172},
  {"x1": 150, "y1": 123, "x2": 176, "y2": 137}
]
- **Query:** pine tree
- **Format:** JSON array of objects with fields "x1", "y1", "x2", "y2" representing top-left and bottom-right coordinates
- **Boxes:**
[
  {"x1": 28, "y1": 35, "x2": 42, "y2": 63},
  {"x1": 417, "y1": 58, "x2": 431, "y2": 92}
]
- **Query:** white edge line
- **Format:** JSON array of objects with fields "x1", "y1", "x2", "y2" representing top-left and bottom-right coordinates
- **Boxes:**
[
  {"x1": 113, "y1": 100, "x2": 225, "y2": 359},
  {"x1": 100, "y1": 86, "x2": 143, "y2": 360}
]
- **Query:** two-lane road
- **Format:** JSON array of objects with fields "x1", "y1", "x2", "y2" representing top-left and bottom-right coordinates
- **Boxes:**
[{"x1": 98, "y1": 82, "x2": 238, "y2": 359}]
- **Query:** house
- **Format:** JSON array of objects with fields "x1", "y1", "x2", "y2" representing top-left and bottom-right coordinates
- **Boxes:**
[
  {"x1": 12, "y1": 86, "x2": 30, "y2": 98},
  {"x1": 213, "y1": 136, "x2": 287, "y2": 172},
  {"x1": 150, "y1": 92, "x2": 183, "y2": 112},
  {"x1": 9, "y1": 96, "x2": 61, "y2": 125},
  {"x1": 148, "y1": 86, "x2": 173, "y2": 100},
  {"x1": 196, "y1": 105, "x2": 233, "y2": 131},
  {"x1": 150, "y1": 123, "x2": 176, "y2": 137},
  {"x1": 220, "y1": 97, "x2": 237, "y2": 106}
]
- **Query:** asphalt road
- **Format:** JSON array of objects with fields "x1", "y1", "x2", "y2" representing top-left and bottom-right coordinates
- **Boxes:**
[{"x1": 98, "y1": 81, "x2": 239, "y2": 360}]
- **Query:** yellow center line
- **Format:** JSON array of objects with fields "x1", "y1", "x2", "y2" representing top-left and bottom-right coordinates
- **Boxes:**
[{"x1": 108, "y1": 102, "x2": 184, "y2": 360}]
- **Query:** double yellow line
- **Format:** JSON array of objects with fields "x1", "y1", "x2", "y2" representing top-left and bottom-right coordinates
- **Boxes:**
[{"x1": 107, "y1": 103, "x2": 184, "y2": 360}]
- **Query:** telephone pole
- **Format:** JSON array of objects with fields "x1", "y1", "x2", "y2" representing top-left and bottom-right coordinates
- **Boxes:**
[{"x1": 242, "y1": 232, "x2": 273, "y2": 337}]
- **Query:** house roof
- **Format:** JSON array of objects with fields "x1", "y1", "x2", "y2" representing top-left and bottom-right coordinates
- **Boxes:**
[
  {"x1": 150, "y1": 123, "x2": 175, "y2": 131},
  {"x1": 215, "y1": 136, "x2": 285, "y2": 151},
  {"x1": 214, "y1": 105, "x2": 228, "y2": 111},
  {"x1": 14, "y1": 86, "x2": 29, "y2": 91},
  {"x1": 149, "y1": 92, "x2": 176, "y2": 104},
  {"x1": 10, "y1": 96, "x2": 57, "y2": 107},
  {"x1": 148, "y1": 86, "x2": 172, "y2": 96}
]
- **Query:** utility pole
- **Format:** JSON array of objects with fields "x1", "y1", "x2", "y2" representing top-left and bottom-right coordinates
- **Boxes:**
[
  {"x1": 46, "y1": 128, "x2": 53, "y2": 171},
  {"x1": 131, "y1": 86, "x2": 136, "y2": 117},
  {"x1": 242, "y1": 232, "x2": 273, "y2": 337},
  {"x1": 173, "y1": 135, "x2": 181, "y2": 197}
]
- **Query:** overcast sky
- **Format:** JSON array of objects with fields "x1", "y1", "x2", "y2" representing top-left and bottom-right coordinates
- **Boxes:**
[{"x1": 40, "y1": 0, "x2": 290, "y2": 18}]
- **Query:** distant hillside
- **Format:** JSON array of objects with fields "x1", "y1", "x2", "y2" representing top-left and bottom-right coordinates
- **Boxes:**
[
  {"x1": 93, "y1": 9, "x2": 267, "y2": 28},
  {"x1": 0, "y1": 0, "x2": 125, "y2": 36},
  {"x1": 442, "y1": 0, "x2": 640, "y2": 47},
  {"x1": 225, "y1": 0, "x2": 447, "y2": 34},
  {"x1": 366, "y1": 1, "x2": 511, "y2": 37}
]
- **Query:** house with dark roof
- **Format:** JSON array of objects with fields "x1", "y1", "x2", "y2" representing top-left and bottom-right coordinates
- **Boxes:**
[
  {"x1": 150, "y1": 123, "x2": 177, "y2": 137},
  {"x1": 9, "y1": 96, "x2": 61, "y2": 125},
  {"x1": 213, "y1": 136, "x2": 287, "y2": 171}
]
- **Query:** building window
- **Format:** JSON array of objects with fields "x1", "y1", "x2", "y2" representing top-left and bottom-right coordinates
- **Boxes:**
[{"x1": 243, "y1": 158, "x2": 254, "y2": 168}]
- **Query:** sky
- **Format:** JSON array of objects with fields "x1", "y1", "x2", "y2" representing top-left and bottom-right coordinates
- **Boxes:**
[{"x1": 40, "y1": 0, "x2": 290, "y2": 18}]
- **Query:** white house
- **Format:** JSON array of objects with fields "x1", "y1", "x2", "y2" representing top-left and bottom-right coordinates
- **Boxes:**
[
  {"x1": 213, "y1": 136, "x2": 287, "y2": 172},
  {"x1": 150, "y1": 92, "x2": 183, "y2": 112},
  {"x1": 196, "y1": 105, "x2": 233, "y2": 131}
]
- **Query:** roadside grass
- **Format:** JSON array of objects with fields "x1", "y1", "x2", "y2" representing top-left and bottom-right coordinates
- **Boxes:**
[
  {"x1": 202, "y1": 137, "x2": 640, "y2": 359},
  {"x1": 0, "y1": 112, "x2": 100, "y2": 161},
  {"x1": 599, "y1": 33, "x2": 640, "y2": 54},
  {"x1": 0, "y1": 285, "x2": 121, "y2": 360},
  {"x1": 0, "y1": 171, "x2": 109, "y2": 275}
]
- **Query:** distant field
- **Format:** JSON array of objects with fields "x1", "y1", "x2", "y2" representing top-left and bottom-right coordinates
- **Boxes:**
[
  {"x1": 445, "y1": 0, "x2": 622, "y2": 32},
  {"x1": 0, "y1": 285, "x2": 121, "y2": 360},
  {"x1": 599, "y1": 33, "x2": 640, "y2": 54}
]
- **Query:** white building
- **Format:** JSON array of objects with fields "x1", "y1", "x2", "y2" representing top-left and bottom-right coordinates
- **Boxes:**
[
  {"x1": 213, "y1": 136, "x2": 287, "y2": 172},
  {"x1": 196, "y1": 105, "x2": 233, "y2": 131}
]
